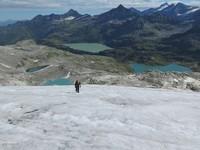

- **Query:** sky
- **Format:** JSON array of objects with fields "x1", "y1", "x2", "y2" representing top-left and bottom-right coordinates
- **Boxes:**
[{"x1": 0, "y1": 0, "x2": 200, "y2": 21}]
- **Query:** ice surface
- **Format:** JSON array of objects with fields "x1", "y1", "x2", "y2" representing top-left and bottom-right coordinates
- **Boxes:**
[{"x1": 0, "y1": 85, "x2": 200, "y2": 150}]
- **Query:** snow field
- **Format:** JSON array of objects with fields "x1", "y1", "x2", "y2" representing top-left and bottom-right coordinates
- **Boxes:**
[{"x1": 0, "y1": 85, "x2": 200, "y2": 150}]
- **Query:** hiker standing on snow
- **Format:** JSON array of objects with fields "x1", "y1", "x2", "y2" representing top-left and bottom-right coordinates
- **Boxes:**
[{"x1": 75, "y1": 80, "x2": 81, "y2": 93}]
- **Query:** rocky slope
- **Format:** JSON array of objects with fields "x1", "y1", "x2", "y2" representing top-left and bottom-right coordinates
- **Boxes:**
[
  {"x1": 0, "y1": 40, "x2": 130, "y2": 85},
  {"x1": 86, "y1": 72, "x2": 200, "y2": 92},
  {"x1": 0, "y1": 40, "x2": 199, "y2": 91}
]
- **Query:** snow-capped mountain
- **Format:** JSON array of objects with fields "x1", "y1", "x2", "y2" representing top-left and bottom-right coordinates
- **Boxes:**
[
  {"x1": 32, "y1": 9, "x2": 82, "y2": 23},
  {"x1": 157, "y1": 2, "x2": 170, "y2": 11},
  {"x1": 0, "y1": 2, "x2": 200, "y2": 69},
  {"x1": 161, "y1": 3, "x2": 199, "y2": 17},
  {"x1": 143, "y1": 2, "x2": 200, "y2": 20},
  {"x1": 142, "y1": 3, "x2": 170, "y2": 15}
]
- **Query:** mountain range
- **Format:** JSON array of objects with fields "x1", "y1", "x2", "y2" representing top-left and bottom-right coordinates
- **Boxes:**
[
  {"x1": 0, "y1": 20, "x2": 17, "y2": 27},
  {"x1": 0, "y1": 3, "x2": 199, "y2": 71}
]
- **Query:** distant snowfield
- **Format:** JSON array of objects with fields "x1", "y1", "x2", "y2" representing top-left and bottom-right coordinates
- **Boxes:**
[{"x1": 0, "y1": 85, "x2": 200, "y2": 150}]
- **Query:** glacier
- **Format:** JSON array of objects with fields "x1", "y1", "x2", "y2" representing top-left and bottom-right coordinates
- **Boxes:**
[{"x1": 0, "y1": 85, "x2": 200, "y2": 150}]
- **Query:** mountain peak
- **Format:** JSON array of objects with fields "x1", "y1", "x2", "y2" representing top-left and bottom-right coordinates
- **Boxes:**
[
  {"x1": 158, "y1": 2, "x2": 170, "y2": 11},
  {"x1": 116, "y1": 4, "x2": 126, "y2": 10},
  {"x1": 64, "y1": 9, "x2": 81, "y2": 17},
  {"x1": 173, "y1": 2, "x2": 190, "y2": 9},
  {"x1": 176, "y1": 2, "x2": 186, "y2": 6},
  {"x1": 97, "y1": 4, "x2": 137, "y2": 22},
  {"x1": 160, "y1": 2, "x2": 169, "y2": 7}
]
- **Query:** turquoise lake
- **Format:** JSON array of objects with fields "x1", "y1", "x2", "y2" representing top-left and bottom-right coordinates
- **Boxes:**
[
  {"x1": 132, "y1": 63, "x2": 192, "y2": 73},
  {"x1": 65, "y1": 43, "x2": 111, "y2": 53},
  {"x1": 44, "y1": 78, "x2": 73, "y2": 86}
]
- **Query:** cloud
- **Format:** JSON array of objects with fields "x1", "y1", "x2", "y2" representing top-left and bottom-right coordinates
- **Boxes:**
[
  {"x1": 0, "y1": 0, "x2": 199, "y2": 10},
  {"x1": 0, "y1": 0, "x2": 61, "y2": 8}
]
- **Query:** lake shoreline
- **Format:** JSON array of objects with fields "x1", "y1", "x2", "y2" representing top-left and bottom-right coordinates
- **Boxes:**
[{"x1": 131, "y1": 63, "x2": 192, "y2": 74}]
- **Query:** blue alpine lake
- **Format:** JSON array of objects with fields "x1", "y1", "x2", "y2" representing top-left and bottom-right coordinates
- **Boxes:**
[
  {"x1": 43, "y1": 78, "x2": 73, "y2": 86},
  {"x1": 64, "y1": 43, "x2": 111, "y2": 53},
  {"x1": 132, "y1": 63, "x2": 192, "y2": 73}
]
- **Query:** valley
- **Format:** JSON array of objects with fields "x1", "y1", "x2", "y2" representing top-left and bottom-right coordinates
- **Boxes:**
[
  {"x1": 0, "y1": 3, "x2": 199, "y2": 71},
  {"x1": 0, "y1": 2, "x2": 199, "y2": 89},
  {"x1": 0, "y1": 40, "x2": 199, "y2": 91}
]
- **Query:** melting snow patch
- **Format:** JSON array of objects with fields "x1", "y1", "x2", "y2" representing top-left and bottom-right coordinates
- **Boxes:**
[
  {"x1": 0, "y1": 63, "x2": 11, "y2": 69},
  {"x1": 33, "y1": 59, "x2": 39, "y2": 63},
  {"x1": 185, "y1": 8, "x2": 200, "y2": 14},
  {"x1": 64, "y1": 16, "x2": 75, "y2": 21}
]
